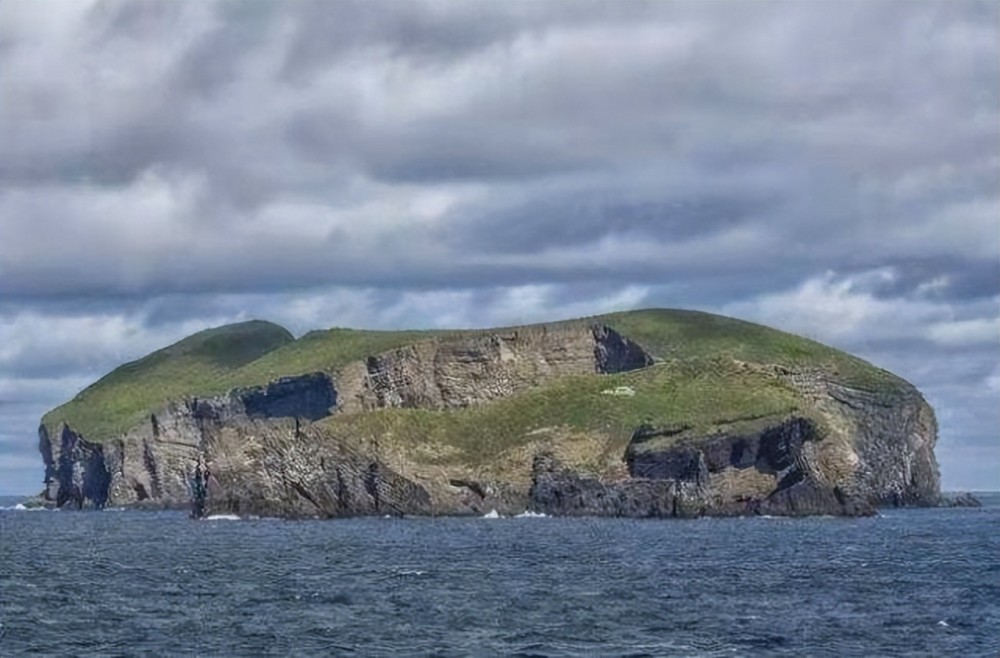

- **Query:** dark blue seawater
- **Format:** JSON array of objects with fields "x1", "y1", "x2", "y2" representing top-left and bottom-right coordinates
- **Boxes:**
[{"x1": 2, "y1": 495, "x2": 998, "y2": 657}]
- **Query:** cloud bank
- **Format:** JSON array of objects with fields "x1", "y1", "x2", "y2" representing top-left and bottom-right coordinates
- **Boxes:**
[{"x1": 1, "y1": 0, "x2": 996, "y2": 493}]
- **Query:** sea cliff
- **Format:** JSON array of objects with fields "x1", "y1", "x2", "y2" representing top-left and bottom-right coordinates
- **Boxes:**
[{"x1": 36, "y1": 310, "x2": 940, "y2": 518}]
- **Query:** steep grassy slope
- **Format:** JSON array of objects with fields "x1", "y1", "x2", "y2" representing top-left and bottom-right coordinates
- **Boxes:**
[
  {"x1": 313, "y1": 357, "x2": 803, "y2": 480},
  {"x1": 41, "y1": 308, "x2": 899, "y2": 443},
  {"x1": 230, "y1": 309, "x2": 900, "y2": 392},
  {"x1": 41, "y1": 320, "x2": 293, "y2": 440},
  {"x1": 225, "y1": 327, "x2": 450, "y2": 388},
  {"x1": 602, "y1": 309, "x2": 900, "y2": 390}
]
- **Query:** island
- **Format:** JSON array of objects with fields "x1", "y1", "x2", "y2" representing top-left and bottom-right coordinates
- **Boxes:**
[{"x1": 36, "y1": 309, "x2": 940, "y2": 519}]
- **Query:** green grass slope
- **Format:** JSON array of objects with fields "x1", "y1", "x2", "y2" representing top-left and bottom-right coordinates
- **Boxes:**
[
  {"x1": 602, "y1": 309, "x2": 901, "y2": 390},
  {"x1": 42, "y1": 320, "x2": 293, "y2": 440},
  {"x1": 225, "y1": 327, "x2": 450, "y2": 388},
  {"x1": 315, "y1": 357, "x2": 803, "y2": 476},
  {"x1": 41, "y1": 308, "x2": 902, "y2": 443}
]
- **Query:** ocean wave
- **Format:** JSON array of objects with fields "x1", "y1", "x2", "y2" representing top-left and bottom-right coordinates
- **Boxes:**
[
  {"x1": 203, "y1": 513, "x2": 242, "y2": 521},
  {"x1": 482, "y1": 509, "x2": 502, "y2": 519},
  {"x1": 514, "y1": 510, "x2": 548, "y2": 518},
  {"x1": 1, "y1": 503, "x2": 56, "y2": 512}
]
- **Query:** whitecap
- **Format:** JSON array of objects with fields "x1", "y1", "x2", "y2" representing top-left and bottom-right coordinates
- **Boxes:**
[
  {"x1": 482, "y1": 509, "x2": 502, "y2": 519},
  {"x1": 514, "y1": 510, "x2": 547, "y2": 518},
  {"x1": 5, "y1": 503, "x2": 53, "y2": 512},
  {"x1": 937, "y1": 620, "x2": 950, "y2": 627},
  {"x1": 203, "y1": 513, "x2": 241, "y2": 521}
]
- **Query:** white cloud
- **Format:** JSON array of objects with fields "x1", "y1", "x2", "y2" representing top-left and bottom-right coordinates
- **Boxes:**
[
  {"x1": 927, "y1": 317, "x2": 1000, "y2": 347},
  {"x1": 725, "y1": 269, "x2": 1000, "y2": 350},
  {"x1": 0, "y1": 1, "x2": 996, "y2": 493},
  {"x1": 0, "y1": 309, "x2": 229, "y2": 380}
]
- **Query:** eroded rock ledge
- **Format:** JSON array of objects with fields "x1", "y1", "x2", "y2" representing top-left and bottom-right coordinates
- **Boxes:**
[
  {"x1": 349, "y1": 324, "x2": 652, "y2": 411},
  {"x1": 531, "y1": 416, "x2": 876, "y2": 518}
]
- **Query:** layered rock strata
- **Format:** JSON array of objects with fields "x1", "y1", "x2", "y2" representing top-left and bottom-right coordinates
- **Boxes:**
[{"x1": 37, "y1": 324, "x2": 939, "y2": 519}]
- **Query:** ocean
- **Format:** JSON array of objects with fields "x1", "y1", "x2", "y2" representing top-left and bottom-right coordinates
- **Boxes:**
[{"x1": 1, "y1": 495, "x2": 998, "y2": 657}]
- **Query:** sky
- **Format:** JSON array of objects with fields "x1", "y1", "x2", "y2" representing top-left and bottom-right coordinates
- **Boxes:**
[{"x1": 0, "y1": 0, "x2": 997, "y2": 495}]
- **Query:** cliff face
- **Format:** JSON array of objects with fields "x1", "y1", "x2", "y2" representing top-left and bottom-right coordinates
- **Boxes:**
[
  {"x1": 780, "y1": 369, "x2": 940, "y2": 506},
  {"x1": 40, "y1": 373, "x2": 342, "y2": 512},
  {"x1": 37, "y1": 321, "x2": 940, "y2": 519},
  {"x1": 39, "y1": 424, "x2": 111, "y2": 509},
  {"x1": 338, "y1": 324, "x2": 652, "y2": 412}
]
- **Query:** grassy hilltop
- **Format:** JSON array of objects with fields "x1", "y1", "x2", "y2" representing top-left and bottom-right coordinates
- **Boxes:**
[
  {"x1": 41, "y1": 320, "x2": 294, "y2": 441},
  {"x1": 41, "y1": 309, "x2": 902, "y2": 444}
]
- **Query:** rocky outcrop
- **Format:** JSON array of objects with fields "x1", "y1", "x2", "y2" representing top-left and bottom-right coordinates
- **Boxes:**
[
  {"x1": 778, "y1": 369, "x2": 939, "y2": 507},
  {"x1": 531, "y1": 416, "x2": 877, "y2": 518},
  {"x1": 346, "y1": 324, "x2": 652, "y2": 411},
  {"x1": 194, "y1": 419, "x2": 435, "y2": 518},
  {"x1": 530, "y1": 452, "x2": 698, "y2": 517},
  {"x1": 39, "y1": 373, "x2": 339, "y2": 512},
  {"x1": 39, "y1": 424, "x2": 111, "y2": 509},
  {"x1": 237, "y1": 372, "x2": 337, "y2": 421},
  {"x1": 941, "y1": 492, "x2": 982, "y2": 508}
]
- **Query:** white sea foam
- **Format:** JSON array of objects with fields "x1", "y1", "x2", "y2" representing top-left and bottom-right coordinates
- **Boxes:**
[
  {"x1": 204, "y1": 513, "x2": 241, "y2": 521},
  {"x1": 514, "y1": 510, "x2": 547, "y2": 518},
  {"x1": 937, "y1": 620, "x2": 950, "y2": 627},
  {"x1": 2, "y1": 503, "x2": 54, "y2": 512},
  {"x1": 482, "y1": 509, "x2": 502, "y2": 518}
]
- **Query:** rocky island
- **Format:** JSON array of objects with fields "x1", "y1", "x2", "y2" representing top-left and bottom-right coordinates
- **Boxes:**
[{"x1": 36, "y1": 309, "x2": 940, "y2": 519}]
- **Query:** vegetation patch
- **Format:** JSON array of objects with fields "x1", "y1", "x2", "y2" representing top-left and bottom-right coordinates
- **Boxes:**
[
  {"x1": 313, "y1": 358, "x2": 803, "y2": 472},
  {"x1": 41, "y1": 308, "x2": 903, "y2": 444},
  {"x1": 41, "y1": 321, "x2": 293, "y2": 440}
]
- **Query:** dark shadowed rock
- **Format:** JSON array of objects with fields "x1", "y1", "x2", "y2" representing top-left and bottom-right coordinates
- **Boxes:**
[
  {"x1": 592, "y1": 325, "x2": 655, "y2": 373},
  {"x1": 941, "y1": 492, "x2": 982, "y2": 508},
  {"x1": 39, "y1": 424, "x2": 112, "y2": 509},
  {"x1": 237, "y1": 372, "x2": 337, "y2": 421}
]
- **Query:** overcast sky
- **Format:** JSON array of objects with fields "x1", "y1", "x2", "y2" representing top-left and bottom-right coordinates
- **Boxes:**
[{"x1": 1, "y1": 0, "x2": 997, "y2": 496}]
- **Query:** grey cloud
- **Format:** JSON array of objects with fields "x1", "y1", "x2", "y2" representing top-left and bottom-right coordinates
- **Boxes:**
[
  {"x1": 442, "y1": 187, "x2": 780, "y2": 255},
  {"x1": 87, "y1": 0, "x2": 191, "y2": 41},
  {"x1": 278, "y1": 0, "x2": 519, "y2": 81},
  {"x1": 0, "y1": 0, "x2": 996, "y2": 492},
  {"x1": 171, "y1": 2, "x2": 284, "y2": 97},
  {"x1": 863, "y1": 258, "x2": 1000, "y2": 302},
  {"x1": 360, "y1": 130, "x2": 601, "y2": 184}
]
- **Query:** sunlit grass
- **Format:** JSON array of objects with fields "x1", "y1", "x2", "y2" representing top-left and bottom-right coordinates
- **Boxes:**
[
  {"x1": 41, "y1": 320, "x2": 293, "y2": 440},
  {"x1": 314, "y1": 358, "x2": 803, "y2": 469},
  {"x1": 41, "y1": 308, "x2": 903, "y2": 443}
]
